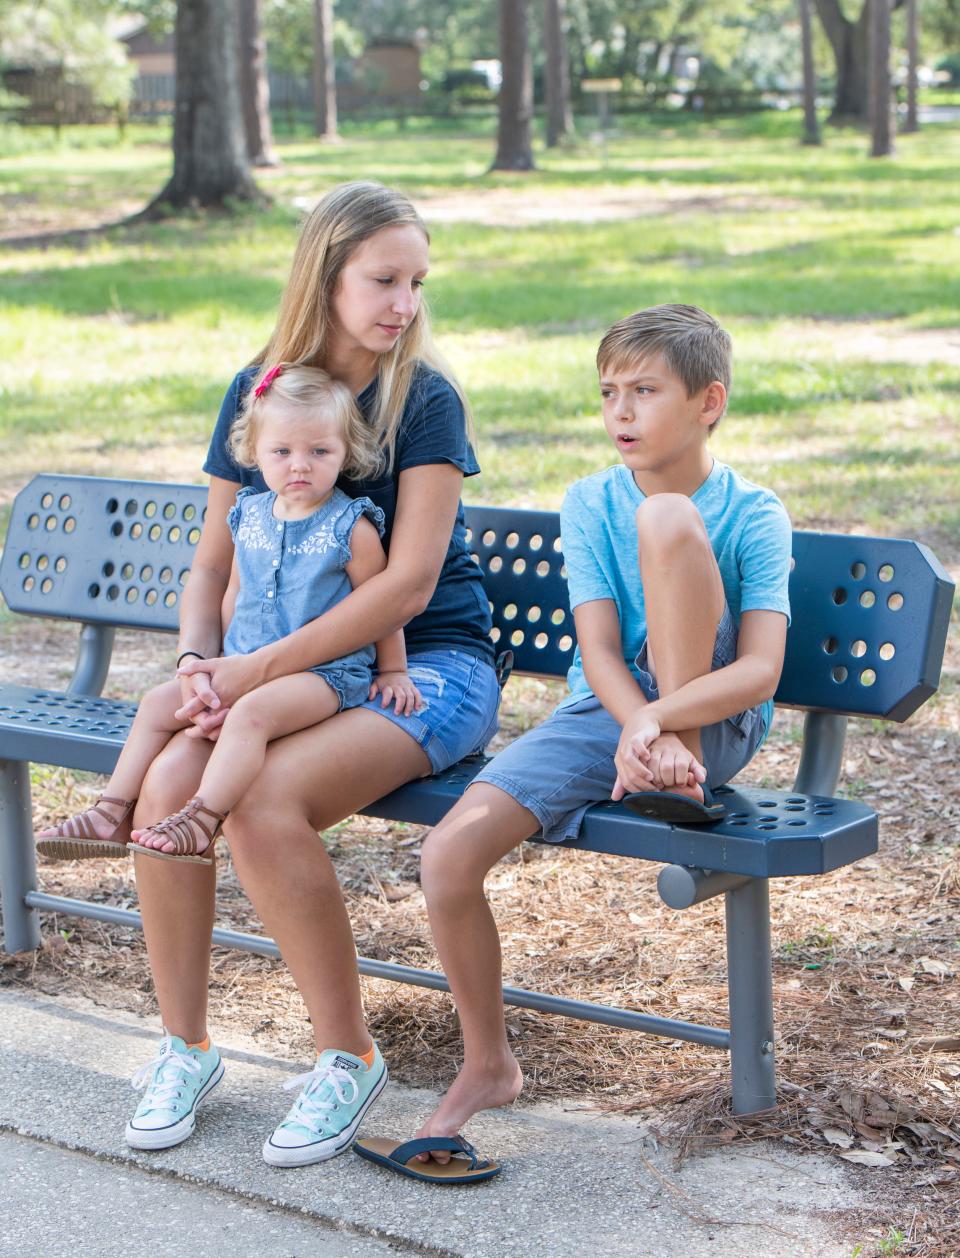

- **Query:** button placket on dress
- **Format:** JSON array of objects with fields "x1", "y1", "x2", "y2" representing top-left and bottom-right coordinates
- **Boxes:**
[{"x1": 264, "y1": 519, "x2": 284, "y2": 611}]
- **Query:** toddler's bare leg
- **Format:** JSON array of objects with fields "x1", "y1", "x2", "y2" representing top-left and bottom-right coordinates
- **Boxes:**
[
  {"x1": 636, "y1": 493, "x2": 726, "y2": 774},
  {"x1": 36, "y1": 679, "x2": 188, "y2": 843},
  {"x1": 415, "y1": 783, "x2": 539, "y2": 1157},
  {"x1": 133, "y1": 674, "x2": 339, "y2": 853}
]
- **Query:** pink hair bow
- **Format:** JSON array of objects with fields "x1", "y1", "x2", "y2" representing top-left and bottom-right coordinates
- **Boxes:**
[{"x1": 254, "y1": 364, "x2": 283, "y2": 398}]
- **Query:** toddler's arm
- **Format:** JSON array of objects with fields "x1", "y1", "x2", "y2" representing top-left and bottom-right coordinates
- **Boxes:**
[
  {"x1": 220, "y1": 555, "x2": 240, "y2": 639},
  {"x1": 346, "y1": 518, "x2": 422, "y2": 716}
]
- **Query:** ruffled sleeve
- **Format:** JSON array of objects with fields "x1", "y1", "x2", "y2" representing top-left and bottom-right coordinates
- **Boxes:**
[
  {"x1": 331, "y1": 494, "x2": 386, "y2": 564},
  {"x1": 226, "y1": 485, "x2": 258, "y2": 540}
]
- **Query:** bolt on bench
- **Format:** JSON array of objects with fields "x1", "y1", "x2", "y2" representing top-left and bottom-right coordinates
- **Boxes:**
[{"x1": 0, "y1": 475, "x2": 953, "y2": 1114}]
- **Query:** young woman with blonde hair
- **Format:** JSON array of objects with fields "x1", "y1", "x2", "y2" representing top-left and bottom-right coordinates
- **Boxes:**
[{"x1": 112, "y1": 182, "x2": 499, "y2": 1163}]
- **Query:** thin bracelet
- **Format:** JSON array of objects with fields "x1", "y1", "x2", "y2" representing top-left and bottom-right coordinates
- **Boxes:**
[{"x1": 176, "y1": 650, "x2": 204, "y2": 670}]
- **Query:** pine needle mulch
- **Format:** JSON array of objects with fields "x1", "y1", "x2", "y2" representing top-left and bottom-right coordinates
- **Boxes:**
[{"x1": 1, "y1": 626, "x2": 958, "y2": 1255}]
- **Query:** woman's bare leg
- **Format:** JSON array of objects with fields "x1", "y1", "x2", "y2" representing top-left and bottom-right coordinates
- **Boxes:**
[
  {"x1": 36, "y1": 680, "x2": 189, "y2": 843},
  {"x1": 133, "y1": 731, "x2": 217, "y2": 1043},
  {"x1": 225, "y1": 708, "x2": 431, "y2": 1057},
  {"x1": 414, "y1": 783, "x2": 538, "y2": 1156},
  {"x1": 132, "y1": 675, "x2": 339, "y2": 853},
  {"x1": 636, "y1": 493, "x2": 725, "y2": 780}
]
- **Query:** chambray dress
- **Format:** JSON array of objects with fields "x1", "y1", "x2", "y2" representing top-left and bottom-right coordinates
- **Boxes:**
[{"x1": 223, "y1": 486, "x2": 385, "y2": 711}]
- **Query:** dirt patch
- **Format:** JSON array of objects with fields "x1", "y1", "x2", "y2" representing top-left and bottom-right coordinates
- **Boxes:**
[{"x1": 418, "y1": 186, "x2": 804, "y2": 227}]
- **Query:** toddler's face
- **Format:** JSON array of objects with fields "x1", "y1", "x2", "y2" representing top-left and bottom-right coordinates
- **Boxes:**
[{"x1": 255, "y1": 403, "x2": 347, "y2": 517}]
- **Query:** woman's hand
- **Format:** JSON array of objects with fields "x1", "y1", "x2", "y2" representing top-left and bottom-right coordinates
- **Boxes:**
[
  {"x1": 177, "y1": 653, "x2": 265, "y2": 709},
  {"x1": 173, "y1": 671, "x2": 227, "y2": 741},
  {"x1": 369, "y1": 671, "x2": 423, "y2": 716}
]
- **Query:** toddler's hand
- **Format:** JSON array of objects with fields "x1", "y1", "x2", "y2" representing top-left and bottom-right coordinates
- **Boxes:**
[{"x1": 369, "y1": 671, "x2": 423, "y2": 717}]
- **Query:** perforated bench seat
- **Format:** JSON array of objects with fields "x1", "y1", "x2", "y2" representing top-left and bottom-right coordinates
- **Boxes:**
[
  {"x1": 0, "y1": 685, "x2": 878, "y2": 878},
  {"x1": 0, "y1": 474, "x2": 952, "y2": 1117}
]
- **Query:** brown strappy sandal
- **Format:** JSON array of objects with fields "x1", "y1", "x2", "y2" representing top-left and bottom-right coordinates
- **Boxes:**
[
  {"x1": 130, "y1": 796, "x2": 228, "y2": 865},
  {"x1": 36, "y1": 795, "x2": 136, "y2": 860}
]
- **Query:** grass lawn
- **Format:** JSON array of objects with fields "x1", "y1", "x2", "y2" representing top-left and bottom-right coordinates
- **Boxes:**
[
  {"x1": 1, "y1": 110, "x2": 959, "y2": 549},
  {"x1": 1, "y1": 109, "x2": 959, "y2": 1254}
]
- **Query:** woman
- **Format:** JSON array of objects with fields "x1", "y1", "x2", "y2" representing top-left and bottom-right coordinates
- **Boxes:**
[{"x1": 124, "y1": 182, "x2": 499, "y2": 1167}]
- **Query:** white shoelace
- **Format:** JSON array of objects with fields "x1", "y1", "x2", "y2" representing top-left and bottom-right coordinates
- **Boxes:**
[
  {"x1": 131, "y1": 1038, "x2": 202, "y2": 1112},
  {"x1": 280, "y1": 1064, "x2": 360, "y2": 1134}
]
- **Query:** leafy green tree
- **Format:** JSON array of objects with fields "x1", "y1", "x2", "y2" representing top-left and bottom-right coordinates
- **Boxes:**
[{"x1": 0, "y1": 0, "x2": 134, "y2": 120}]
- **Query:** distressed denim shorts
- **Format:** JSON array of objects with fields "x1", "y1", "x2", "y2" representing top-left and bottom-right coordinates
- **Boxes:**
[
  {"x1": 360, "y1": 648, "x2": 501, "y2": 775},
  {"x1": 474, "y1": 606, "x2": 767, "y2": 844}
]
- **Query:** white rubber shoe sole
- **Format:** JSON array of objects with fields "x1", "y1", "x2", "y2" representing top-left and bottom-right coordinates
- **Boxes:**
[
  {"x1": 125, "y1": 1058, "x2": 225, "y2": 1150},
  {"x1": 262, "y1": 1064, "x2": 388, "y2": 1167}
]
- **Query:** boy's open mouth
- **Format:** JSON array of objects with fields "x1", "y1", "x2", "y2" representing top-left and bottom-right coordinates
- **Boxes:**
[{"x1": 616, "y1": 434, "x2": 637, "y2": 446}]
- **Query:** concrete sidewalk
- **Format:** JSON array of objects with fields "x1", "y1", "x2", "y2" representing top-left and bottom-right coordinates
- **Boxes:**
[{"x1": 0, "y1": 987, "x2": 868, "y2": 1257}]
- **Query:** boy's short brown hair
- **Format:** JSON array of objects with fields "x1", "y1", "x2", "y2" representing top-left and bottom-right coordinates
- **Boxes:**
[{"x1": 596, "y1": 304, "x2": 733, "y2": 430}]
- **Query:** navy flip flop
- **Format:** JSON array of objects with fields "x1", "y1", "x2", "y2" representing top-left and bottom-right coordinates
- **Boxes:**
[
  {"x1": 353, "y1": 1135, "x2": 501, "y2": 1184},
  {"x1": 623, "y1": 787, "x2": 726, "y2": 825}
]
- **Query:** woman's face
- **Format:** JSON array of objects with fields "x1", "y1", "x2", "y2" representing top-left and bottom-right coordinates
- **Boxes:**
[{"x1": 329, "y1": 223, "x2": 429, "y2": 360}]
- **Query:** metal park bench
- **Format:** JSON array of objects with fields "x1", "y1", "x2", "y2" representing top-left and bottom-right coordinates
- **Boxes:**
[{"x1": 0, "y1": 474, "x2": 953, "y2": 1115}]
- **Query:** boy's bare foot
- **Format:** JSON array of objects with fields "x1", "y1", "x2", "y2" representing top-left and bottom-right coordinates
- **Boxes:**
[
  {"x1": 36, "y1": 795, "x2": 135, "y2": 859},
  {"x1": 413, "y1": 1054, "x2": 522, "y2": 1164}
]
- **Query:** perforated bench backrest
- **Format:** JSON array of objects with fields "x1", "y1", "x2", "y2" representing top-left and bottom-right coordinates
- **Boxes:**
[{"x1": 2, "y1": 476, "x2": 953, "y2": 722}]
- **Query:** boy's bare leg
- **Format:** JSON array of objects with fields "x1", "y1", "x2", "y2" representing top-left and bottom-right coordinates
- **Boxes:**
[
  {"x1": 36, "y1": 679, "x2": 189, "y2": 843},
  {"x1": 415, "y1": 783, "x2": 539, "y2": 1158},
  {"x1": 635, "y1": 493, "x2": 726, "y2": 790},
  {"x1": 132, "y1": 674, "x2": 339, "y2": 853}
]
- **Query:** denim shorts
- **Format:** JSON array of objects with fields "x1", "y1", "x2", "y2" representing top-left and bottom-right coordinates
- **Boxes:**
[
  {"x1": 310, "y1": 662, "x2": 372, "y2": 712},
  {"x1": 474, "y1": 607, "x2": 767, "y2": 844},
  {"x1": 360, "y1": 648, "x2": 501, "y2": 775}
]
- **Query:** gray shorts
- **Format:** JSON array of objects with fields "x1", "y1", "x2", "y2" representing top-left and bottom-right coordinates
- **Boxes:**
[{"x1": 474, "y1": 607, "x2": 767, "y2": 844}]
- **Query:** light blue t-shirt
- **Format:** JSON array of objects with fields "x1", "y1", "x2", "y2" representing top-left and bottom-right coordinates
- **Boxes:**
[{"x1": 557, "y1": 460, "x2": 792, "y2": 732}]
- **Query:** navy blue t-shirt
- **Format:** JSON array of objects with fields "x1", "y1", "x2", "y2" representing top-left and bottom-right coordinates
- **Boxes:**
[{"x1": 203, "y1": 363, "x2": 494, "y2": 664}]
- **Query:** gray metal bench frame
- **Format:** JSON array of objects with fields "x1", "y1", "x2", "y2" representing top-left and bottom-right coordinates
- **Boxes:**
[{"x1": 0, "y1": 475, "x2": 953, "y2": 1115}]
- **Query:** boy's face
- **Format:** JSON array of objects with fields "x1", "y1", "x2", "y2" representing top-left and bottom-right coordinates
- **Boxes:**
[{"x1": 599, "y1": 352, "x2": 722, "y2": 483}]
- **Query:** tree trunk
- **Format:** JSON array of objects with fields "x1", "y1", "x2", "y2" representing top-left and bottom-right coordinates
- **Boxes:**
[
  {"x1": 800, "y1": 0, "x2": 822, "y2": 143},
  {"x1": 870, "y1": 0, "x2": 894, "y2": 154},
  {"x1": 544, "y1": 0, "x2": 574, "y2": 147},
  {"x1": 814, "y1": 0, "x2": 871, "y2": 122},
  {"x1": 492, "y1": 0, "x2": 535, "y2": 170},
  {"x1": 150, "y1": 0, "x2": 261, "y2": 211},
  {"x1": 312, "y1": 0, "x2": 338, "y2": 140},
  {"x1": 903, "y1": 0, "x2": 919, "y2": 132},
  {"x1": 238, "y1": 0, "x2": 278, "y2": 166}
]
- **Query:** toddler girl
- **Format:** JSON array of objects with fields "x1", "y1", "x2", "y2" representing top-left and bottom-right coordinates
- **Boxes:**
[{"x1": 37, "y1": 365, "x2": 420, "y2": 864}]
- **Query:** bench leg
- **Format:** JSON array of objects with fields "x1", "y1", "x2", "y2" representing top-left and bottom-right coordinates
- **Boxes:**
[
  {"x1": 0, "y1": 759, "x2": 41, "y2": 953},
  {"x1": 725, "y1": 877, "x2": 776, "y2": 1115}
]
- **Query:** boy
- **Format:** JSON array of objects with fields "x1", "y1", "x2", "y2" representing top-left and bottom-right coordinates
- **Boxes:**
[{"x1": 415, "y1": 304, "x2": 792, "y2": 1155}]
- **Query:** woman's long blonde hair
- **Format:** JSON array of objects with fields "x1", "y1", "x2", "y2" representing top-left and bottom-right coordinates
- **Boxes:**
[{"x1": 251, "y1": 181, "x2": 470, "y2": 472}]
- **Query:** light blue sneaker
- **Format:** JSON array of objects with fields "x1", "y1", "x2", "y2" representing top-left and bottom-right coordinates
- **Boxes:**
[
  {"x1": 263, "y1": 1044, "x2": 387, "y2": 1167},
  {"x1": 125, "y1": 1034, "x2": 224, "y2": 1150}
]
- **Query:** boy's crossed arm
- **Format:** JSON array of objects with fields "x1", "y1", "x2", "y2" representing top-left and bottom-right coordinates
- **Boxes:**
[
  {"x1": 575, "y1": 599, "x2": 706, "y2": 797},
  {"x1": 576, "y1": 600, "x2": 787, "y2": 800}
]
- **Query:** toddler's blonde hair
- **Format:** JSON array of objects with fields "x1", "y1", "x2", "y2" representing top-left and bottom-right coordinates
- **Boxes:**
[{"x1": 228, "y1": 364, "x2": 382, "y2": 481}]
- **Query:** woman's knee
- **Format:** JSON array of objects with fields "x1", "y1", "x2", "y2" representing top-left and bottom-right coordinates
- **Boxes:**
[{"x1": 137, "y1": 734, "x2": 211, "y2": 822}]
